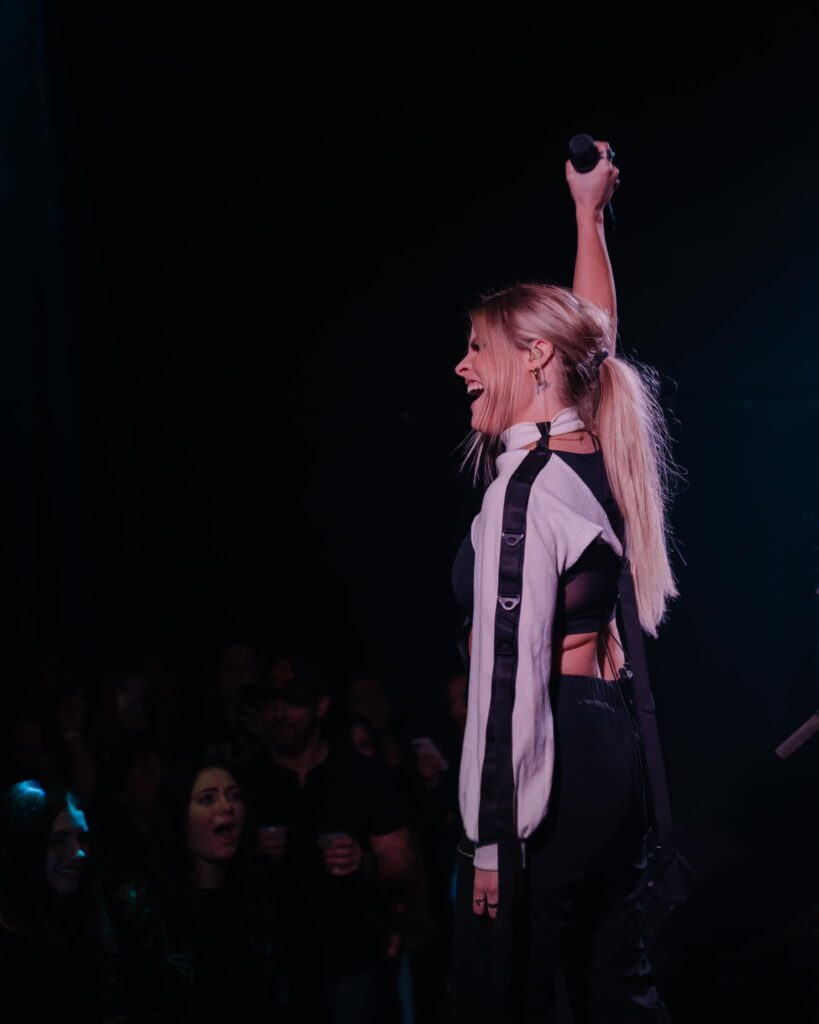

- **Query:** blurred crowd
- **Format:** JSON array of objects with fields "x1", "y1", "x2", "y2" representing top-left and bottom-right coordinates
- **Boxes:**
[{"x1": 0, "y1": 642, "x2": 470, "y2": 1023}]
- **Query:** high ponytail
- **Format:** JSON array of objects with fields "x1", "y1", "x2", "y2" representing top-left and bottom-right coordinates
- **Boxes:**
[{"x1": 594, "y1": 353, "x2": 679, "y2": 635}]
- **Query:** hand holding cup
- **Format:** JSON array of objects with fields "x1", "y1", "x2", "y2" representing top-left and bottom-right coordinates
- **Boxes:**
[
  {"x1": 318, "y1": 832, "x2": 363, "y2": 877},
  {"x1": 258, "y1": 825, "x2": 287, "y2": 862}
]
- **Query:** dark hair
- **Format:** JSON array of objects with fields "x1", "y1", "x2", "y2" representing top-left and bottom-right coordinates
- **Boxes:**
[
  {"x1": 99, "y1": 736, "x2": 162, "y2": 800},
  {"x1": 0, "y1": 780, "x2": 110, "y2": 947},
  {"x1": 198, "y1": 634, "x2": 263, "y2": 716},
  {"x1": 146, "y1": 756, "x2": 255, "y2": 896},
  {"x1": 263, "y1": 651, "x2": 329, "y2": 698},
  {"x1": 322, "y1": 708, "x2": 381, "y2": 761}
]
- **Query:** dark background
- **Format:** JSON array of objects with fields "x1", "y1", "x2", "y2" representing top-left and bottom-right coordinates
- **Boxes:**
[{"x1": 2, "y1": 5, "x2": 818, "y2": 828}]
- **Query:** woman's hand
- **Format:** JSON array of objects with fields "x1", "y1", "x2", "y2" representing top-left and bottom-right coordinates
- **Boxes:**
[
  {"x1": 473, "y1": 867, "x2": 499, "y2": 920},
  {"x1": 565, "y1": 139, "x2": 620, "y2": 218}
]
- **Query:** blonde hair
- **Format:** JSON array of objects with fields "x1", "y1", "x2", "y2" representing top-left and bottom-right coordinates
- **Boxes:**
[{"x1": 459, "y1": 282, "x2": 679, "y2": 635}]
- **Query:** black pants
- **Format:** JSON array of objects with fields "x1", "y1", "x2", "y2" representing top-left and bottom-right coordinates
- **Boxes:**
[{"x1": 450, "y1": 673, "x2": 672, "y2": 1023}]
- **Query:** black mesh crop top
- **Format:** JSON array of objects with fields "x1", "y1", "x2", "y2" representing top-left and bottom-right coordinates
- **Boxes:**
[{"x1": 451, "y1": 446, "x2": 625, "y2": 636}]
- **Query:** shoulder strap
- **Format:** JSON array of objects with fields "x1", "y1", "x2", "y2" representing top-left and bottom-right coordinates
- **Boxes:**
[
  {"x1": 616, "y1": 563, "x2": 687, "y2": 905},
  {"x1": 479, "y1": 421, "x2": 552, "y2": 1009}
]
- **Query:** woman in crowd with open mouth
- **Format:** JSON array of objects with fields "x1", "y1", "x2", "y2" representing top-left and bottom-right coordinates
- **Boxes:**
[{"x1": 113, "y1": 756, "x2": 283, "y2": 1021}]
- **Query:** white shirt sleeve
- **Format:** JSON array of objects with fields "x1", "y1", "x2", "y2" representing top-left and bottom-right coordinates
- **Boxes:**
[{"x1": 459, "y1": 454, "x2": 623, "y2": 871}]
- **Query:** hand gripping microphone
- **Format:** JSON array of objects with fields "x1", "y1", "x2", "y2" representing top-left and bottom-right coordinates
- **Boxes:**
[{"x1": 568, "y1": 132, "x2": 616, "y2": 229}]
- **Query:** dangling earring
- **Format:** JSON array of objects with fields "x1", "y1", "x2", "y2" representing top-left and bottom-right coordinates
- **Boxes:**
[
  {"x1": 532, "y1": 366, "x2": 549, "y2": 394},
  {"x1": 529, "y1": 344, "x2": 549, "y2": 394}
]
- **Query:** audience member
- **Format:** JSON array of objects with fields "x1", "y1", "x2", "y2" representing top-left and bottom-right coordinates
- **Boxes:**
[
  {"x1": 95, "y1": 737, "x2": 163, "y2": 896},
  {"x1": 346, "y1": 675, "x2": 405, "y2": 771},
  {"x1": 0, "y1": 780, "x2": 119, "y2": 1020},
  {"x1": 1, "y1": 713, "x2": 59, "y2": 787},
  {"x1": 246, "y1": 656, "x2": 416, "y2": 1023},
  {"x1": 92, "y1": 656, "x2": 178, "y2": 760},
  {"x1": 114, "y1": 757, "x2": 282, "y2": 1022},
  {"x1": 194, "y1": 639, "x2": 267, "y2": 767}
]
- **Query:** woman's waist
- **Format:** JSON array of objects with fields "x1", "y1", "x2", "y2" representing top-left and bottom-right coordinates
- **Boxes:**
[{"x1": 553, "y1": 623, "x2": 623, "y2": 680}]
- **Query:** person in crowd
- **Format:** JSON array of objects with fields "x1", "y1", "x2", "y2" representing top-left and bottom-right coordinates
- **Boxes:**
[
  {"x1": 0, "y1": 780, "x2": 119, "y2": 1020},
  {"x1": 345, "y1": 673, "x2": 441, "y2": 842},
  {"x1": 246, "y1": 655, "x2": 416, "y2": 1024},
  {"x1": 95, "y1": 736, "x2": 163, "y2": 896},
  {"x1": 193, "y1": 638, "x2": 267, "y2": 767},
  {"x1": 114, "y1": 756, "x2": 282, "y2": 1022},
  {"x1": 92, "y1": 656, "x2": 179, "y2": 760},
  {"x1": 345, "y1": 675, "x2": 407, "y2": 772},
  {"x1": 324, "y1": 706, "x2": 381, "y2": 762},
  {"x1": 1, "y1": 713, "x2": 59, "y2": 787},
  {"x1": 1, "y1": 689, "x2": 96, "y2": 805},
  {"x1": 449, "y1": 141, "x2": 677, "y2": 1020}
]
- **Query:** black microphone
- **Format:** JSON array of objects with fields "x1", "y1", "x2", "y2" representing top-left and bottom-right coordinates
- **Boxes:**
[{"x1": 568, "y1": 133, "x2": 616, "y2": 229}]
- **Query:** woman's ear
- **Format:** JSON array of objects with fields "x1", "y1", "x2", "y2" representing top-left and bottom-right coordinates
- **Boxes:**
[{"x1": 528, "y1": 338, "x2": 555, "y2": 369}]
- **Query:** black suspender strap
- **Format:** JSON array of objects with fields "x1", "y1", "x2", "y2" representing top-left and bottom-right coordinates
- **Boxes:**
[
  {"x1": 616, "y1": 562, "x2": 687, "y2": 906},
  {"x1": 478, "y1": 421, "x2": 553, "y2": 1009}
]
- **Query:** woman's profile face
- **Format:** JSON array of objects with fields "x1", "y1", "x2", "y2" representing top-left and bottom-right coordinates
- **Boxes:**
[
  {"x1": 454, "y1": 329, "x2": 488, "y2": 431},
  {"x1": 456, "y1": 324, "x2": 554, "y2": 435},
  {"x1": 45, "y1": 805, "x2": 90, "y2": 896},
  {"x1": 187, "y1": 767, "x2": 245, "y2": 865}
]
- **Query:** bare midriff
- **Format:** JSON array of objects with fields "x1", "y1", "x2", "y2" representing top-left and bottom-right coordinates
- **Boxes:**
[
  {"x1": 466, "y1": 623, "x2": 625, "y2": 682},
  {"x1": 466, "y1": 428, "x2": 625, "y2": 682},
  {"x1": 554, "y1": 622, "x2": 625, "y2": 681}
]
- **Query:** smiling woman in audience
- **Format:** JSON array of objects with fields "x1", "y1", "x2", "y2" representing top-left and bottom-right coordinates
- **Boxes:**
[{"x1": 0, "y1": 780, "x2": 117, "y2": 1019}]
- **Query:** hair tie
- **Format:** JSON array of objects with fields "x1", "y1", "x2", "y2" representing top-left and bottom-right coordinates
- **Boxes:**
[{"x1": 590, "y1": 349, "x2": 609, "y2": 370}]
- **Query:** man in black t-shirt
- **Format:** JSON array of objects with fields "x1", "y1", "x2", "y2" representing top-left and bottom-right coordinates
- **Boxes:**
[{"x1": 243, "y1": 657, "x2": 415, "y2": 1023}]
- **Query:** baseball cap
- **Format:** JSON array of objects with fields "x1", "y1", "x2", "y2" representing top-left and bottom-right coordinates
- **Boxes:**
[{"x1": 257, "y1": 655, "x2": 325, "y2": 706}]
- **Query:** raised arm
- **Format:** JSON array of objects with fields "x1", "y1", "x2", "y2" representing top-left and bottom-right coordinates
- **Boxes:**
[{"x1": 566, "y1": 140, "x2": 620, "y2": 352}]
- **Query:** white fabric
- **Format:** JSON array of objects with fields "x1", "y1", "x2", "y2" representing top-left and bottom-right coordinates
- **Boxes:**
[
  {"x1": 459, "y1": 407, "x2": 623, "y2": 871},
  {"x1": 500, "y1": 406, "x2": 586, "y2": 450}
]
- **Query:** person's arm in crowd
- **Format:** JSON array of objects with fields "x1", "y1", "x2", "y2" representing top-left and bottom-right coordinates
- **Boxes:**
[
  {"x1": 566, "y1": 139, "x2": 620, "y2": 351},
  {"x1": 321, "y1": 826, "x2": 416, "y2": 887},
  {"x1": 370, "y1": 826, "x2": 415, "y2": 886}
]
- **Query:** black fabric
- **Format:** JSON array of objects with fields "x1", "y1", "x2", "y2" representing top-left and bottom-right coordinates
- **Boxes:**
[
  {"x1": 451, "y1": 673, "x2": 672, "y2": 1023},
  {"x1": 115, "y1": 876, "x2": 279, "y2": 1022},
  {"x1": 553, "y1": 538, "x2": 622, "y2": 635},
  {"x1": 243, "y1": 748, "x2": 406, "y2": 981},
  {"x1": 615, "y1": 569, "x2": 687, "y2": 910},
  {"x1": 0, "y1": 930, "x2": 107, "y2": 1021}
]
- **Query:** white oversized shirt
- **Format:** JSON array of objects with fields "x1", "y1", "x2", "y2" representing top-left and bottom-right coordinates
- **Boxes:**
[{"x1": 458, "y1": 407, "x2": 624, "y2": 870}]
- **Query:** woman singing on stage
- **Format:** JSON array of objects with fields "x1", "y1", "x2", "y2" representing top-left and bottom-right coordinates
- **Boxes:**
[{"x1": 449, "y1": 142, "x2": 679, "y2": 1021}]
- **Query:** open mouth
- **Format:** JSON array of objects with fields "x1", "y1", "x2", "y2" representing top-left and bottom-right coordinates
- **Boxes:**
[
  {"x1": 214, "y1": 822, "x2": 238, "y2": 840},
  {"x1": 467, "y1": 382, "x2": 485, "y2": 403}
]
